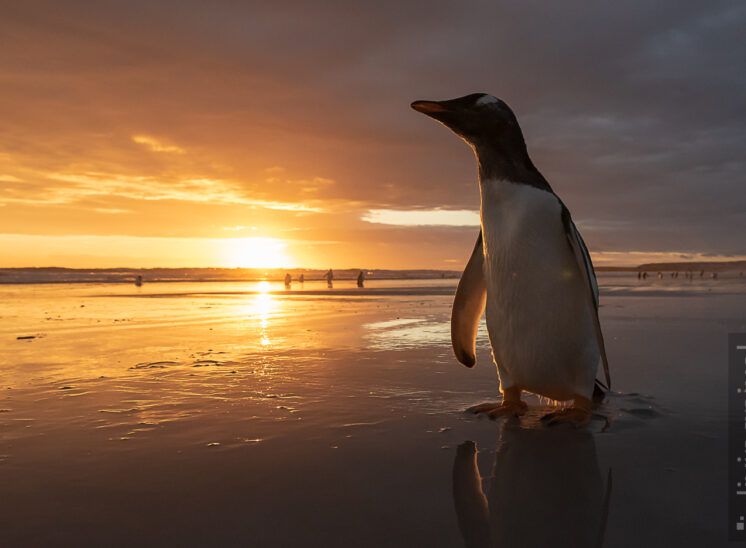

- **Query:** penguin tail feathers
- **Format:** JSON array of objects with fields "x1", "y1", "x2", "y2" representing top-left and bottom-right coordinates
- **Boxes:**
[{"x1": 592, "y1": 380, "x2": 607, "y2": 405}]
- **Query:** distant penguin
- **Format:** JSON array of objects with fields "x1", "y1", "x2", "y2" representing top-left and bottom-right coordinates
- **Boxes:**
[
  {"x1": 357, "y1": 270, "x2": 365, "y2": 288},
  {"x1": 637, "y1": 271, "x2": 641, "y2": 280},
  {"x1": 284, "y1": 273, "x2": 291, "y2": 288},
  {"x1": 412, "y1": 93, "x2": 610, "y2": 426},
  {"x1": 325, "y1": 269, "x2": 334, "y2": 288},
  {"x1": 658, "y1": 272, "x2": 663, "y2": 279},
  {"x1": 642, "y1": 271, "x2": 648, "y2": 279},
  {"x1": 299, "y1": 273, "x2": 305, "y2": 284},
  {"x1": 134, "y1": 275, "x2": 143, "y2": 287}
]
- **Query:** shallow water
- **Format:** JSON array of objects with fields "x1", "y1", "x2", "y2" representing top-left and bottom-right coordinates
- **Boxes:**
[{"x1": 1, "y1": 274, "x2": 745, "y2": 546}]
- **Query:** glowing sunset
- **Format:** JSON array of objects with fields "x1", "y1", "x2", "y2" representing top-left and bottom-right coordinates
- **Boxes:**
[
  {"x1": 2, "y1": 4, "x2": 745, "y2": 271},
  {"x1": 2, "y1": 2, "x2": 745, "y2": 547}
]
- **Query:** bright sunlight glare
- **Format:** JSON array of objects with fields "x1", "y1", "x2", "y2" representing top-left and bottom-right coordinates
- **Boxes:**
[{"x1": 221, "y1": 237, "x2": 293, "y2": 268}]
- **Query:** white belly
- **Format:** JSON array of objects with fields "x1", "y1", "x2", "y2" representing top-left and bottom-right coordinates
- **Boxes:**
[{"x1": 480, "y1": 180, "x2": 599, "y2": 401}]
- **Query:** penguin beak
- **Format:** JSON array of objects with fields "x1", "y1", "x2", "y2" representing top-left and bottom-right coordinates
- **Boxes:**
[{"x1": 411, "y1": 100, "x2": 450, "y2": 116}]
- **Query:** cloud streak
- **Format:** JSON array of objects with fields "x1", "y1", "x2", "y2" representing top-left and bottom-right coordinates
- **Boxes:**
[
  {"x1": 362, "y1": 209, "x2": 480, "y2": 227},
  {"x1": 132, "y1": 135, "x2": 185, "y2": 154}
]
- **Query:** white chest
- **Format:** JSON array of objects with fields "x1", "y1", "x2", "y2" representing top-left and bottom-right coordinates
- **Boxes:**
[
  {"x1": 479, "y1": 179, "x2": 567, "y2": 271},
  {"x1": 477, "y1": 179, "x2": 597, "y2": 400}
]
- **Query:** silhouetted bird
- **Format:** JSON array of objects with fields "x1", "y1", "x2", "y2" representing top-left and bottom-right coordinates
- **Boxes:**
[{"x1": 411, "y1": 92, "x2": 609, "y2": 425}]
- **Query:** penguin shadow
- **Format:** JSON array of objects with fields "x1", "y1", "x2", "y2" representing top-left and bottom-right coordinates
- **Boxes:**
[{"x1": 452, "y1": 422, "x2": 612, "y2": 548}]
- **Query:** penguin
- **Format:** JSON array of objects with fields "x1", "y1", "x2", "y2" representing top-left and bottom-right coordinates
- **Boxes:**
[{"x1": 411, "y1": 93, "x2": 610, "y2": 426}]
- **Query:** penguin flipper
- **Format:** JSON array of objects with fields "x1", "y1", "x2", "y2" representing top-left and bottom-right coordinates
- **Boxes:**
[
  {"x1": 560, "y1": 207, "x2": 611, "y2": 389},
  {"x1": 451, "y1": 231, "x2": 487, "y2": 368}
]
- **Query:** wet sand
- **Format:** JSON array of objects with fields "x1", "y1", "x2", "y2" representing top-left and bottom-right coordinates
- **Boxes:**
[{"x1": 1, "y1": 275, "x2": 745, "y2": 547}]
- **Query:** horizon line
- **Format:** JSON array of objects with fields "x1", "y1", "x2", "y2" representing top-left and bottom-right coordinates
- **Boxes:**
[{"x1": 2, "y1": 259, "x2": 746, "y2": 272}]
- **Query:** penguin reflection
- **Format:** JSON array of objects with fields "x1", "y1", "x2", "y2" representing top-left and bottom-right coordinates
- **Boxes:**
[{"x1": 453, "y1": 424, "x2": 610, "y2": 548}]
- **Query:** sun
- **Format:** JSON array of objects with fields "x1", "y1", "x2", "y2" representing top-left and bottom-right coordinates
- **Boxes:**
[{"x1": 221, "y1": 237, "x2": 293, "y2": 268}]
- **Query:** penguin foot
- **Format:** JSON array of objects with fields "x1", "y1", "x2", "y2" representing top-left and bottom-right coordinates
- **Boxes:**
[
  {"x1": 542, "y1": 394, "x2": 592, "y2": 427},
  {"x1": 488, "y1": 400, "x2": 528, "y2": 419},
  {"x1": 467, "y1": 388, "x2": 526, "y2": 419},
  {"x1": 466, "y1": 400, "x2": 527, "y2": 419},
  {"x1": 466, "y1": 402, "x2": 503, "y2": 414},
  {"x1": 541, "y1": 406, "x2": 591, "y2": 427}
]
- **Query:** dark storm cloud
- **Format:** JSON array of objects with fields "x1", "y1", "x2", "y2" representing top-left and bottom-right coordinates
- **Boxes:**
[{"x1": 1, "y1": 0, "x2": 744, "y2": 260}]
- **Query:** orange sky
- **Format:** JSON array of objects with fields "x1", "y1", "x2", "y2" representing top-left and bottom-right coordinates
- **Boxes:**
[{"x1": 1, "y1": 3, "x2": 744, "y2": 269}]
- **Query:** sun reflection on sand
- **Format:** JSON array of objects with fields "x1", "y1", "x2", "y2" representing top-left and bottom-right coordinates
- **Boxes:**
[
  {"x1": 364, "y1": 316, "x2": 489, "y2": 350},
  {"x1": 247, "y1": 281, "x2": 276, "y2": 347}
]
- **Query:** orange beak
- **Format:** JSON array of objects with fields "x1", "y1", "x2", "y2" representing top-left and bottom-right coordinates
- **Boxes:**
[{"x1": 410, "y1": 100, "x2": 449, "y2": 114}]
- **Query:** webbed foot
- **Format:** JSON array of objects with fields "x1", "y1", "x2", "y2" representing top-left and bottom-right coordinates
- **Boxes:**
[
  {"x1": 541, "y1": 406, "x2": 591, "y2": 427},
  {"x1": 466, "y1": 400, "x2": 527, "y2": 418},
  {"x1": 466, "y1": 387, "x2": 526, "y2": 419},
  {"x1": 488, "y1": 400, "x2": 528, "y2": 419},
  {"x1": 541, "y1": 395, "x2": 592, "y2": 427}
]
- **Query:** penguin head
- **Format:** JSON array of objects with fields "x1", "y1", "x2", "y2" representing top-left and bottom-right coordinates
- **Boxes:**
[{"x1": 411, "y1": 93, "x2": 526, "y2": 155}]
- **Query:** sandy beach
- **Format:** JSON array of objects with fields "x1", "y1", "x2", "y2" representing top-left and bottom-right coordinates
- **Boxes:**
[{"x1": 1, "y1": 274, "x2": 745, "y2": 546}]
